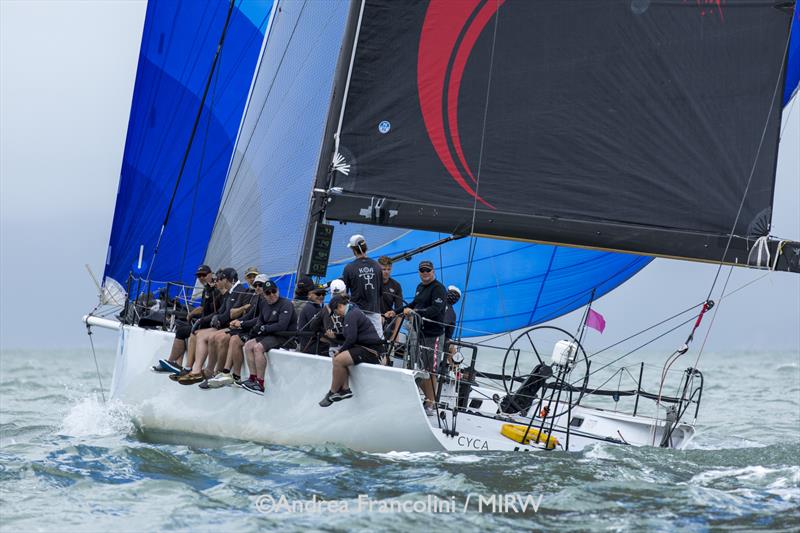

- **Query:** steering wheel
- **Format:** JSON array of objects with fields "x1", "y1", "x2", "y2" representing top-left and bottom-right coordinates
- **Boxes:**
[{"x1": 501, "y1": 325, "x2": 590, "y2": 416}]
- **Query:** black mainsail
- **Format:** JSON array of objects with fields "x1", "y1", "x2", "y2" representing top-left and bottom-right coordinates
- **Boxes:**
[{"x1": 308, "y1": 0, "x2": 799, "y2": 273}]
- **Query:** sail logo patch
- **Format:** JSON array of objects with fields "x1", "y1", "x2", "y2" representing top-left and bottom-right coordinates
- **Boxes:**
[{"x1": 378, "y1": 120, "x2": 391, "y2": 134}]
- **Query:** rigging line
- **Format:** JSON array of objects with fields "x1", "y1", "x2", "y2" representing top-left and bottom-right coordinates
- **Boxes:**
[
  {"x1": 145, "y1": 0, "x2": 237, "y2": 282},
  {"x1": 703, "y1": 23, "x2": 793, "y2": 303},
  {"x1": 691, "y1": 265, "x2": 736, "y2": 370},
  {"x1": 571, "y1": 315, "x2": 698, "y2": 387},
  {"x1": 84, "y1": 304, "x2": 107, "y2": 403},
  {"x1": 456, "y1": 0, "x2": 501, "y2": 339},
  {"x1": 587, "y1": 301, "x2": 704, "y2": 360},
  {"x1": 179, "y1": 28, "x2": 225, "y2": 275}
]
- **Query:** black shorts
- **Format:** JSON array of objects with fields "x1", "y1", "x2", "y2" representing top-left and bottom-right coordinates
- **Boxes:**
[
  {"x1": 227, "y1": 328, "x2": 243, "y2": 337},
  {"x1": 257, "y1": 335, "x2": 284, "y2": 351},
  {"x1": 349, "y1": 344, "x2": 382, "y2": 365},
  {"x1": 175, "y1": 321, "x2": 192, "y2": 341}
]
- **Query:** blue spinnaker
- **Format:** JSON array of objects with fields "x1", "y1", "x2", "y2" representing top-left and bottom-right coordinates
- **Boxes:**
[{"x1": 104, "y1": 0, "x2": 273, "y2": 287}]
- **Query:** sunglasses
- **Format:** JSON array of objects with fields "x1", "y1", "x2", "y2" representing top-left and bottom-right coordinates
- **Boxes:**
[
  {"x1": 253, "y1": 282, "x2": 265, "y2": 288},
  {"x1": 196, "y1": 272, "x2": 209, "y2": 278},
  {"x1": 264, "y1": 288, "x2": 277, "y2": 295},
  {"x1": 418, "y1": 267, "x2": 433, "y2": 273}
]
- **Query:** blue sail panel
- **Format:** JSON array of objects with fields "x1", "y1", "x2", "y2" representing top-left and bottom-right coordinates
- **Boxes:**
[
  {"x1": 324, "y1": 230, "x2": 651, "y2": 337},
  {"x1": 785, "y1": 10, "x2": 799, "y2": 106},
  {"x1": 104, "y1": 0, "x2": 273, "y2": 288}
]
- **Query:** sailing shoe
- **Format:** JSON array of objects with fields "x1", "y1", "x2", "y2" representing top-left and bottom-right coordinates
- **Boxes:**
[
  {"x1": 331, "y1": 388, "x2": 353, "y2": 401},
  {"x1": 178, "y1": 373, "x2": 204, "y2": 385},
  {"x1": 319, "y1": 391, "x2": 336, "y2": 407},
  {"x1": 198, "y1": 379, "x2": 211, "y2": 390},
  {"x1": 151, "y1": 363, "x2": 170, "y2": 373},
  {"x1": 241, "y1": 380, "x2": 264, "y2": 395},
  {"x1": 159, "y1": 359, "x2": 182, "y2": 374},
  {"x1": 206, "y1": 372, "x2": 234, "y2": 388},
  {"x1": 424, "y1": 403, "x2": 436, "y2": 417},
  {"x1": 169, "y1": 368, "x2": 190, "y2": 382}
]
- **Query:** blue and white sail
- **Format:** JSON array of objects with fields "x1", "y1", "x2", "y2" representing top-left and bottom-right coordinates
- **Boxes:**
[{"x1": 103, "y1": 0, "x2": 273, "y2": 288}]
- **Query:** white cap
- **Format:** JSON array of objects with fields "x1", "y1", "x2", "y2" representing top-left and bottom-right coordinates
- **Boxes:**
[
  {"x1": 447, "y1": 285, "x2": 462, "y2": 297},
  {"x1": 347, "y1": 234, "x2": 366, "y2": 249},
  {"x1": 254, "y1": 274, "x2": 268, "y2": 284},
  {"x1": 327, "y1": 279, "x2": 347, "y2": 294}
]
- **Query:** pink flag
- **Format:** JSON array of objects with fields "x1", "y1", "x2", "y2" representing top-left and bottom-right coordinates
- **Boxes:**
[{"x1": 585, "y1": 309, "x2": 606, "y2": 333}]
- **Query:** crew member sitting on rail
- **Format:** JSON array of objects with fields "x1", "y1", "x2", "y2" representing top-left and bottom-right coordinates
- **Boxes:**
[
  {"x1": 196, "y1": 268, "x2": 255, "y2": 388},
  {"x1": 293, "y1": 274, "x2": 314, "y2": 320},
  {"x1": 242, "y1": 266, "x2": 259, "y2": 288},
  {"x1": 296, "y1": 282, "x2": 328, "y2": 354},
  {"x1": 319, "y1": 295, "x2": 384, "y2": 407},
  {"x1": 299, "y1": 279, "x2": 346, "y2": 356},
  {"x1": 403, "y1": 259, "x2": 447, "y2": 416},
  {"x1": 206, "y1": 274, "x2": 268, "y2": 388},
  {"x1": 240, "y1": 280, "x2": 296, "y2": 393},
  {"x1": 156, "y1": 264, "x2": 219, "y2": 375},
  {"x1": 178, "y1": 268, "x2": 241, "y2": 385}
]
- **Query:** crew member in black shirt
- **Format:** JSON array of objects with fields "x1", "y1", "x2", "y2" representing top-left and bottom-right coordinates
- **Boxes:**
[
  {"x1": 296, "y1": 283, "x2": 328, "y2": 354},
  {"x1": 319, "y1": 295, "x2": 384, "y2": 407},
  {"x1": 378, "y1": 255, "x2": 404, "y2": 338},
  {"x1": 156, "y1": 264, "x2": 219, "y2": 375},
  {"x1": 342, "y1": 234, "x2": 383, "y2": 338},
  {"x1": 403, "y1": 259, "x2": 447, "y2": 415},
  {"x1": 241, "y1": 280, "x2": 296, "y2": 393}
]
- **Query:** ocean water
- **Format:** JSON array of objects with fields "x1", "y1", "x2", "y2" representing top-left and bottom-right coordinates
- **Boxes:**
[{"x1": 0, "y1": 348, "x2": 798, "y2": 532}]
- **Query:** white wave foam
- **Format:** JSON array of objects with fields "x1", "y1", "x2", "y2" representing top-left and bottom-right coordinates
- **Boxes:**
[
  {"x1": 692, "y1": 465, "x2": 799, "y2": 484},
  {"x1": 59, "y1": 395, "x2": 135, "y2": 438}
]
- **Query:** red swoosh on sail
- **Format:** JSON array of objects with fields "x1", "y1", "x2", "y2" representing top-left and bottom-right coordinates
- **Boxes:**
[{"x1": 418, "y1": 0, "x2": 504, "y2": 209}]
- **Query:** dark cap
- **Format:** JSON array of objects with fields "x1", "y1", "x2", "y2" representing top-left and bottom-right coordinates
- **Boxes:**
[
  {"x1": 418, "y1": 260, "x2": 434, "y2": 270},
  {"x1": 329, "y1": 295, "x2": 349, "y2": 309},
  {"x1": 218, "y1": 267, "x2": 238, "y2": 282},
  {"x1": 296, "y1": 275, "x2": 315, "y2": 293},
  {"x1": 196, "y1": 264, "x2": 212, "y2": 275},
  {"x1": 263, "y1": 280, "x2": 278, "y2": 292}
]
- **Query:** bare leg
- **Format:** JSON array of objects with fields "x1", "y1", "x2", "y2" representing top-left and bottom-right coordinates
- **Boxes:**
[
  {"x1": 168, "y1": 338, "x2": 186, "y2": 364},
  {"x1": 190, "y1": 329, "x2": 217, "y2": 374},
  {"x1": 226, "y1": 336, "x2": 245, "y2": 375},
  {"x1": 420, "y1": 378, "x2": 436, "y2": 406},
  {"x1": 187, "y1": 334, "x2": 198, "y2": 368},
  {"x1": 254, "y1": 343, "x2": 267, "y2": 379},
  {"x1": 244, "y1": 339, "x2": 258, "y2": 377},
  {"x1": 213, "y1": 332, "x2": 230, "y2": 373},
  {"x1": 331, "y1": 352, "x2": 353, "y2": 392}
]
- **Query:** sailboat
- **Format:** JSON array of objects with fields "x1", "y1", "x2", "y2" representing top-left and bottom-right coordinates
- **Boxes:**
[{"x1": 86, "y1": 0, "x2": 799, "y2": 453}]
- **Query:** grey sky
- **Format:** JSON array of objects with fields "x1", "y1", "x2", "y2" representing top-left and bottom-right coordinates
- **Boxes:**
[{"x1": 1, "y1": 0, "x2": 798, "y2": 357}]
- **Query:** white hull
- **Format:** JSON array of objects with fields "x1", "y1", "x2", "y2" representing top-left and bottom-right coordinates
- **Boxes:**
[{"x1": 90, "y1": 318, "x2": 695, "y2": 453}]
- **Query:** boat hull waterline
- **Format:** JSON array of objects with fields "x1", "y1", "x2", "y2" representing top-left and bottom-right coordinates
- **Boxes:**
[{"x1": 89, "y1": 317, "x2": 695, "y2": 453}]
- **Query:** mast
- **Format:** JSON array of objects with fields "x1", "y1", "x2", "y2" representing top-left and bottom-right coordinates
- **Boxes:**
[{"x1": 296, "y1": 0, "x2": 364, "y2": 279}]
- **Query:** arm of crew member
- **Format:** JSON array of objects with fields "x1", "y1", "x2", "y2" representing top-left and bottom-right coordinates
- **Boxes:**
[{"x1": 229, "y1": 303, "x2": 251, "y2": 320}]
